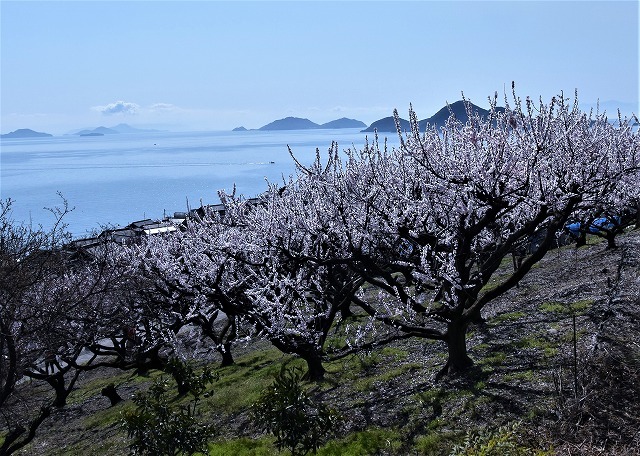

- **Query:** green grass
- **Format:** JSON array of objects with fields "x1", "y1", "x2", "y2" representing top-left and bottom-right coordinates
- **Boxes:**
[
  {"x1": 503, "y1": 369, "x2": 536, "y2": 382},
  {"x1": 207, "y1": 428, "x2": 405, "y2": 456},
  {"x1": 328, "y1": 345, "x2": 412, "y2": 386},
  {"x1": 480, "y1": 279, "x2": 501, "y2": 293},
  {"x1": 84, "y1": 400, "x2": 133, "y2": 430},
  {"x1": 203, "y1": 348, "x2": 305, "y2": 415},
  {"x1": 208, "y1": 437, "x2": 277, "y2": 456},
  {"x1": 353, "y1": 362, "x2": 422, "y2": 392},
  {"x1": 48, "y1": 403, "x2": 132, "y2": 456},
  {"x1": 414, "y1": 430, "x2": 462, "y2": 456},
  {"x1": 478, "y1": 351, "x2": 507, "y2": 367},
  {"x1": 491, "y1": 311, "x2": 527, "y2": 324},
  {"x1": 539, "y1": 299, "x2": 594, "y2": 315},
  {"x1": 514, "y1": 335, "x2": 558, "y2": 358},
  {"x1": 316, "y1": 428, "x2": 402, "y2": 455},
  {"x1": 67, "y1": 369, "x2": 157, "y2": 406}
]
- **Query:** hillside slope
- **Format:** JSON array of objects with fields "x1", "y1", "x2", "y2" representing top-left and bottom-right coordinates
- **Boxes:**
[{"x1": 11, "y1": 229, "x2": 640, "y2": 455}]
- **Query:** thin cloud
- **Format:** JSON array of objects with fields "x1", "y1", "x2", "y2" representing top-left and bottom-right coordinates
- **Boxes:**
[
  {"x1": 148, "y1": 103, "x2": 178, "y2": 112},
  {"x1": 92, "y1": 101, "x2": 140, "y2": 115}
]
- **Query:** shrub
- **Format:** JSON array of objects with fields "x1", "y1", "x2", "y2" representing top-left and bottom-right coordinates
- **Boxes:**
[
  {"x1": 122, "y1": 359, "x2": 215, "y2": 455},
  {"x1": 252, "y1": 366, "x2": 340, "y2": 455}
]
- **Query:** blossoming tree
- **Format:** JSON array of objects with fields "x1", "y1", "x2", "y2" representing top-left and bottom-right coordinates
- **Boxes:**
[{"x1": 337, "y1": 88, "x2": 639, "y2": 376}]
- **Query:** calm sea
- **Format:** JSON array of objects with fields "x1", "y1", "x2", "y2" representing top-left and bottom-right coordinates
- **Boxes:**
[{"x1": 1, "y1": 129, "x2": 398, "y2": 237}]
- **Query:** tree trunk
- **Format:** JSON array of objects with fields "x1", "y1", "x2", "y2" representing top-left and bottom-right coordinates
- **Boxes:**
[
  {"x1": 340, "y1": 304, "x2": 354, "y2": 319},
  {"x1": 269, "y1": 337, "x2": 326, "y2": 381},
  {"x1": 605, "y1": 232, "x2": 617, "y2": 249},
  {"x1": 101, "y1": 384, "x2": 123, "y2": 406},
  {"x1": 218, "y1": 343, "x2": 234, "y2": 367},
  {"x1": 468, "y1": 307, "x2": 484, "y2": 324},
  {"x1": 301, "y1": 352, "x2": 326, "y2": 382},
  {"x1": 46, "y1": 373, "x2": 68, "y2": 408},
  {"x1": 437, "y1": 319, "x2": 473, "y2": 380}
]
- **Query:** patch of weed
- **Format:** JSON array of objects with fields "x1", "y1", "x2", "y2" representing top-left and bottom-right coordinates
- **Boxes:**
[
  {"x1": 514, "y1": 335, "x2": 558, "y2": 359},
  {"x1": 449, "y1": 422, "x2": 554, "y2": 455},
  {"x1": 570, "y1": 299, "x2": 594, "y2": 314},
  {"x1": 491, "y1": 311, "x2": 527, "y2": 324},
  {"x1": 208, "y1": 436, "x2": 276, "y2": 456},
  {"x1": 539, "y1": 299, "x2": 594, "y2": 315},
  {"x1": 379, "y1": 346, "x2": 409, "y2": 359},
  {"x1": 331, "y1": 346, "x2": 411, "y2": 385},
  {"x1": 66, "y1": 370, "x2": 146, "y2": 406},
  {"x1": 317, "y1": 428, "x2": 402, "y2": 455},
  {"x1": 428, "y1": 417, "x2": 447, "y2": 430},
  {"x1": 206, "y1": 348, "x2": 305, "y2": 414},
  {"x1": 353, "y1": 363, "x2": 422, "y2": 392},
  {"x1": 503, "y1": 370, "x2": 535, "y2": 382},
  {"x1": 414, "y1": 430, "x2": 461, "y2": 455},
  {"x1": 478, "y1": 351, "x2": 507, "y2": 367},
  {"x1": 83, "y1": 401, "x2": 133, "y2": 430},
  {"x1": 539, "y1": 302, "x2": 566, "y2": 313}
]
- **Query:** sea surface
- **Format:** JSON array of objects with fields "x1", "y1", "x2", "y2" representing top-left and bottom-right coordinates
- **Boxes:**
[{"x1": 1, "y1": 128, "x2": 399, "y2": 237}]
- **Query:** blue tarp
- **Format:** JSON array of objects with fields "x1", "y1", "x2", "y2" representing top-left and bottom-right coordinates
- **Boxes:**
[{"x1": 565, "y1": 217, "x2": 621, "y2": 236}]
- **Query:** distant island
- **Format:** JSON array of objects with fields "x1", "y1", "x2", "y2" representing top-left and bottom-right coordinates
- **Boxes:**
[
  {"x1": 232, "y1": 126, "x2": 248, "y2": 132},
  {"x1": 76, "y1": 127, "x2": 117, "y2": 135},
  {"x1": 362, "y1": 100, "x2": 505, "y2": 132},
  {"x1": 1, "y1": 128, "x2": 53, "y2": 139},
  {"x1": 257, "y1": 117, "x2": 367, "y2": 131},
  {"x1": 72, "y1": 123, "x2": 163, "y2": 136}
]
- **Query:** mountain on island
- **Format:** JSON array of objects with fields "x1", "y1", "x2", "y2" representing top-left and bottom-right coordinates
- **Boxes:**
[
  {"x1": 364, "y1": 116, "x2": 410, "y2": 134},
  {"x1": 362, "y1": 100, "x2": 505, "y2": 133},
  {"x1": 73, "y1": 124, "x2": 163, "y2": 136},
  {"x1": 259, "y1": 117, "x2": 320, "y2": 131},
  {"x1": 320, "y1": 117, "x2": 367, "y2": 129},
  {"x1": 75, "y1": 126, "x2": 119, "y2": 136},
  {"x1": 1, "y1": 128, "x2": 53, "y2": 138},
  {"x1": 110, "y1": 123, "x2": 163, "y2": 134},
  {"x1": 258, "y1": 116, "x2": 367, "y2": 131}
]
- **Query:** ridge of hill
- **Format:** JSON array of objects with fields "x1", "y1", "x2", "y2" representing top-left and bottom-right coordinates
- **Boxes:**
[
  {"x1": 362, "y1": 100, "x2": 506, "y2": 132},
  {"x1": 71, "y1": 124, "x2": 162, "y2": 135},
  {"x1": 258, "y1": 117, "x2": 320, "y2": 131},
  {"x1": 320, "y1": 117, "x2": 367, "y2": 129},
  {"x1": 258, "y1": 116, "x2": 367, "y2": 131},
  {"x1": 1, "y1": 128, "x2": 53, "y2": 138}
]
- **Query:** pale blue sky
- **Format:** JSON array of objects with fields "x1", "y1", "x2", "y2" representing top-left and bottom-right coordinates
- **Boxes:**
[{"x1": 1, "y1": 0, "x2": 638, "y2": 135}]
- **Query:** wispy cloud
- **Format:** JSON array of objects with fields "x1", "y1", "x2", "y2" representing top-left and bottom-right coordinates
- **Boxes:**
[
  {"x1": 92, "y1": 101, "x2": 140, "y2": 115},
  {"x1": 148, "y1": 103, "x2": 178, "y2": 112}
]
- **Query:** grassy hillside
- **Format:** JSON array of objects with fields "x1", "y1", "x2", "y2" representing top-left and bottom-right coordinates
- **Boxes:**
[{"x1": 7, "y1": 229, "x2": 640, "y2": 455}]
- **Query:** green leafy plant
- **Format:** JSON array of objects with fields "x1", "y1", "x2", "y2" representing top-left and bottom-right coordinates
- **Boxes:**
[
  {"x1": 252, "y1": 366, "x2": 340, "y2": 455},
  {"x1": 449, "y1": 422, "x2": 552, "y2": 456},
  {"x1": 165, "y1": 357, "x2": 216, "y2": 396},
  {"x1": 122, "y1": 359, "x2": 216, "y2": 455}
]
